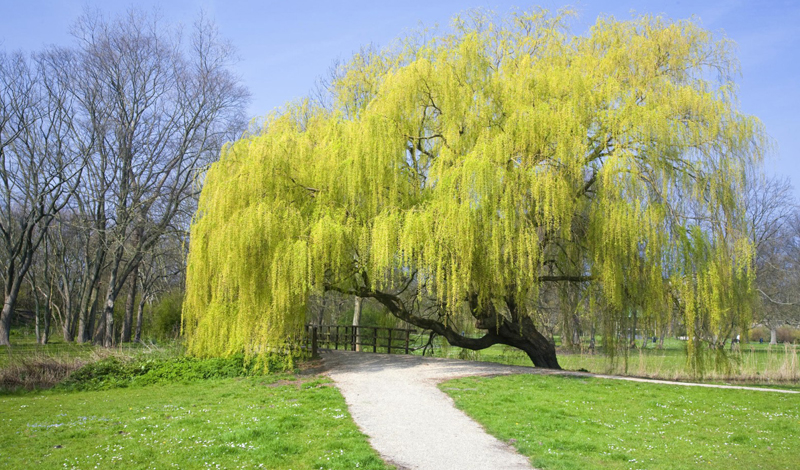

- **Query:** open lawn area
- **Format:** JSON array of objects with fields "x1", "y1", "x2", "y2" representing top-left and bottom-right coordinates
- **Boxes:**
[
  {"x1": 442, "y1": 374, "x2": 800, "y2": 470},
  {"x1": 0, "y1": 375, "x2": 390, "y2": 470},
  {"x1": 415, "y1": 335, "x2": 800, "y2": 385}
]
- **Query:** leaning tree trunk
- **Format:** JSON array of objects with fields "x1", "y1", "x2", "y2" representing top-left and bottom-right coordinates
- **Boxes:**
[{"x1": 360, "y1": 287, "x2": 562, "y2": 369}]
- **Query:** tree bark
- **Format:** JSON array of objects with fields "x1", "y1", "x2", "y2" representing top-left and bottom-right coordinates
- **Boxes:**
[{"x1": 770, "y1": 327, "x2": 778, "y2": 345}]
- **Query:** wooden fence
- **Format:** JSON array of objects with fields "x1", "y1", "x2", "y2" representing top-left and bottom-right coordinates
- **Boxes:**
[{"x1": 305, "y1": 325, "x2": 416, "y2": 357}]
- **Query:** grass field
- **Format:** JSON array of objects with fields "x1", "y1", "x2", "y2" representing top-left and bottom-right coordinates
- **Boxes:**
[
  {"x1": 0, "y1": 375, "x2": 391, "y2": 470},
  {"x1": 412, "y1": 334, "x2": 800, "y2": 384},
  {"x1": 441, "y1": 374, "x2": 800, "y2": 470}
]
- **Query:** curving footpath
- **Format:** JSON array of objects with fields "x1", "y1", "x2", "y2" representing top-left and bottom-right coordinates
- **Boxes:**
[{"x1": 322, "y1": 350, "x2": 797, "y2": 470}]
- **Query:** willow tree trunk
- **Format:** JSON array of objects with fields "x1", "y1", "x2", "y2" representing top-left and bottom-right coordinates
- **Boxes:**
[
  {"x1": 352, "y1": 296, "x2": 363, "y2": 352},
  {"x1": 363, "y1": 288, "x2": 562, "y2": 369}
]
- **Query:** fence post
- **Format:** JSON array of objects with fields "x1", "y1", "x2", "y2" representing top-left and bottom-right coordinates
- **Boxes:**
[
  {"x1": 334, "y1": 326, "x2": 339, "y2": 350},
  {"x1": 405, "y1": 328, "x2": 410, "y2": 354},
  {"x1": 372, "y1": 327, "x2": 377, "y2": 353},
  {"x1": 387, "y1": 328, "x2": 393, "y2": 354}
]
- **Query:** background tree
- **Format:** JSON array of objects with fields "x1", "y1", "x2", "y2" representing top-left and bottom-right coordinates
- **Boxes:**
[
  {"x1": 183, "y1": 9, "x2": 765, "y2": 369},
  {"x1": 0, "y1": 7, "x2": 248, "y2": 347},
  {"x1": 747, "y1": 167, "x2": 800, "y2": 342},
  {"x1": 0, "y1": 51, "x2": 83, "y2": 346}
]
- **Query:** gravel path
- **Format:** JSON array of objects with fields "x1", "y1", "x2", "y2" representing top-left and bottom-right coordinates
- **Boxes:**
[
  {"x1": 323, "y1": 350, "x2": 535, "y2": 470},
  {"x1": 322, "y1": 350, "x2": 798, "y2": 470}
]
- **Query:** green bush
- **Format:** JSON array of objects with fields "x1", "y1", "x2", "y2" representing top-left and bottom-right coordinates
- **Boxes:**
[
  {"x1": 56, "y1": 353, "x2": 261, "y2": 391},
  {"x1": 152, "y1": 290, "x2": 183, "y2": 339}
]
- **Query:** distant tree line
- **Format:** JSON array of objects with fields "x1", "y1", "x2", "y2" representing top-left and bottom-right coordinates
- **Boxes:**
[{"x1": 0, "y1": 8, "x2": 249, "y2": 346}]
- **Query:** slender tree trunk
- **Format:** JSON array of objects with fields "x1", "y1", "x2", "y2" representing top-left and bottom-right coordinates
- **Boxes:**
[
  {"x1": 0, "y1": 293, "x2": 19, "y2": 346},
  {"x1": 86, "y1": 285, "x2": 99, "y2": 343},
  {"x1": 32, "y1": 277, "x2": 42, "y2": 344},
  {"x1": 42, "y1": 303, "x2": 51, "y2": 344},
  {"x1": 102, "y1": 282, "x2": 118, "y2": 348},
  {"x1": 102, "y1": 243, "x2": 128, "y2": 347},
  {"x1": 134, "y1": 293, "x2": 146, "y2": 343},
  {"x1": 121, "y1": 265, "x2": 138, "y2": 343},
  {"x1": 352, "y1": 296, "x2": 362, "y2": 352},
  {"x1": 316, "y1": 294, "x2": 326, "y2": 326},
  {"x1": 77, "y1": 280, "x2": 99, "y2": 343},
  {"x1": 61, "y1": 273, "x2": 74, "y2": 342},
  {"x1": 571, "y1": 313, "x2": 581, "y2": 346}
]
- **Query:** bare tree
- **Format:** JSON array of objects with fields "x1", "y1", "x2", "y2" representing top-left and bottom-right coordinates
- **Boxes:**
[
  {"x1": 0, "y1": 51, "x2": 83, "y2": 345},
  {"x1": 66, "y1": 9, "x2": 248, "y2": 346},
  {"x1": 744, "y1": 165, "x2": 800, "y2": 343}
]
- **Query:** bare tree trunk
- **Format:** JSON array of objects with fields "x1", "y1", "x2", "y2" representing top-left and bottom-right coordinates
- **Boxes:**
[
  {"x1": 0, "y1": 260, "x2": 28, "y2": 346},
  {"x1": 121, "y1": 264, "x2": 138, "y2": 343},
  {"x1": 85, "y1": 284, "x2": 100, "y2": 343},
  {"x1": 134, "y1": 294, "x2": 146, "y2": 343},
  {"x1": 352, "y1": 296, "x2": 362, "y2": 352},
  {"x1": 60, "y1": 272, "x2": 74, "y2": 342},
  {"x1": 102, "y1": 265, "x2": 121, "y2": 348},
  {"x1": 770, "y1": 327, "x2": 778, "y2": 345}
]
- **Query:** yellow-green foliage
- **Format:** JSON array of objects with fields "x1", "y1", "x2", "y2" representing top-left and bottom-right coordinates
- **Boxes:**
[{"x1": 183, "y1": 9, "x2": 766, "y2": 361}]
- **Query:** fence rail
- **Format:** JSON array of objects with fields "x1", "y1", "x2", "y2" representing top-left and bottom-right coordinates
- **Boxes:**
[{"x1": 305, "y1": 325, "x2": 416, "y2": 357}]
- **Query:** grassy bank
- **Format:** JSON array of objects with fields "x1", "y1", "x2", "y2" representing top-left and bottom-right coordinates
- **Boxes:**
[{"x1": 442, "y1": 374, "x2": 799, "y2": 470}]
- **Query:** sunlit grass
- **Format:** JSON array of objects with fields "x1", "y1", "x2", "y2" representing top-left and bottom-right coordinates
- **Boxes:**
[
  {"x1": 413, "y1": 335, "x2": 800, "y2": 385},
  {"x1": 0, "y1": 376, "x2": 391, "y2": 469},
  {"x1": 442, "y1": 374, "x2": 800, "y2": 470}
]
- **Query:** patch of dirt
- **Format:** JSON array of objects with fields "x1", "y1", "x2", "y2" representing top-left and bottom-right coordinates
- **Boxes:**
[{"x1": 297, "y1": 358, "x2": 327, "y2": 376}]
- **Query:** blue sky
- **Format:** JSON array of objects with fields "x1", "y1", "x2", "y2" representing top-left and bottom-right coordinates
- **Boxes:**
[{"x1": 1, "y1": 0, "x2": 798, "y2": 195}]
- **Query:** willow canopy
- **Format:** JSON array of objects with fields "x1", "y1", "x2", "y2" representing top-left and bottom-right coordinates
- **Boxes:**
[{"x1": 183, "y1": 9, "x2": 766, "y2": 369}]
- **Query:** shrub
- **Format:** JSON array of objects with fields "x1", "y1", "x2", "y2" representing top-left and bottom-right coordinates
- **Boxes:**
[
  {"x1": 151, "y1": 290, "x2": 183, "y2": 340},
  {"x1": 749, "y1": 327, "x2": 769, "y2": 342},
  {"x1": 777, "y1": 326, "x2": 800, "y2": 344},
  {"x1": 56, "y1": 353, "x2": 263, "y2": 391}
]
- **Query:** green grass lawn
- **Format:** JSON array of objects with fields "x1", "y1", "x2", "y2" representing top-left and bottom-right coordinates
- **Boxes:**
[
  {"x1": 0, "y1": 375, "x2": 391, "y2": 470},
  {"x1": 441, "y1": 374, "x2": 799, "y2": 470},
  {"x1": 413, "y1": 334, "x2": 799, "y2": 384}
]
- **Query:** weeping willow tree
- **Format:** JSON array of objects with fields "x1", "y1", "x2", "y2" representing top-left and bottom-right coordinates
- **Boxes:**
[{"x1": 183, "y1": 8, "x2": 766, "y2": 369}]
